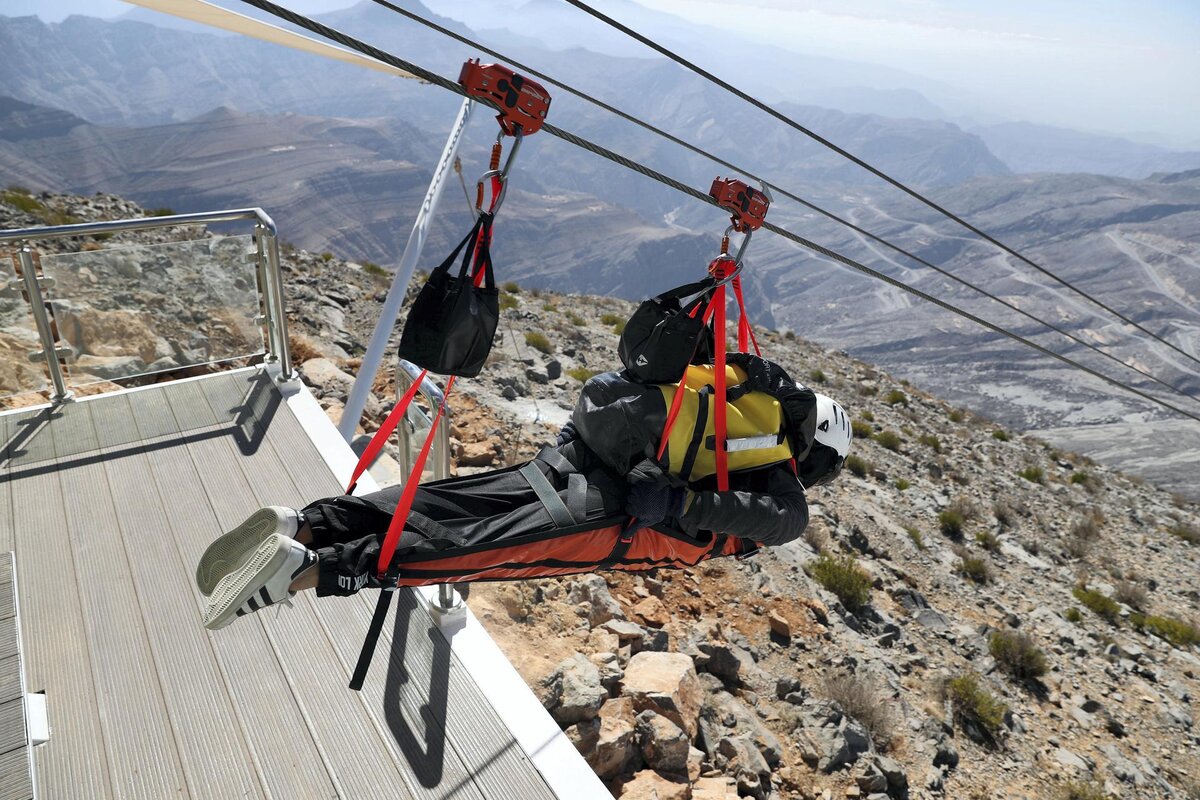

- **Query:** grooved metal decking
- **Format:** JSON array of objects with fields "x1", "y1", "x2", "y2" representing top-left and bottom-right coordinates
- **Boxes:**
[{"x1": 0, "y1": 369, "x2": 555, "y2": 800}]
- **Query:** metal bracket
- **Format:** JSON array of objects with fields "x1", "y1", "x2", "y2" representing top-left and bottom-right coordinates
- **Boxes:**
[{"x1": 28, "y1": 346, "x2": 73, "y2": 364}]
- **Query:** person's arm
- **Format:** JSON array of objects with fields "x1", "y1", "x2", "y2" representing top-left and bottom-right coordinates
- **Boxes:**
[{"x1": 677, "y1": 465, "x2": 808, "y2": 546}]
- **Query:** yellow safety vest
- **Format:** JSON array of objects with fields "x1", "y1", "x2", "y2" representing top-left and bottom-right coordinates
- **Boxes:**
[{"x1": 657, "y1": 364, "x2": 793, "y2": 481}]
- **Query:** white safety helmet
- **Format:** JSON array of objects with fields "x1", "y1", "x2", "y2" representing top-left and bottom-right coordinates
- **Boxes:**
[{"x1": 796, "y1": 392, "x2": 852, "y2": 488}]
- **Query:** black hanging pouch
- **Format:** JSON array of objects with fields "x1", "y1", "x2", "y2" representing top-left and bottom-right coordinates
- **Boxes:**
[
  {"x1": 399, "y1": 213, "x2": 499, "y2": 378},
  {"x1": 618, "y1": 277, "x2": 716, "y2": 383}
]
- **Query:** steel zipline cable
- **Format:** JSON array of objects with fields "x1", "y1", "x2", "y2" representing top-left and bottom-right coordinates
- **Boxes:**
[
  {"x1": 235, "y1": 0, "x2": 1200, "y2": 423},
  {"x1": 558, "y1": 0, "x2": 1200, "y2": 372},
  {"x1": 358, "y1": 0, "x2": 1197, "y2": 404}
]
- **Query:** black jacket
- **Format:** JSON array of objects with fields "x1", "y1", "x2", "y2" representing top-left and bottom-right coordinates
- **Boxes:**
[{"x1": 679, "y1": 462, "x2": 808, "y2": 547}]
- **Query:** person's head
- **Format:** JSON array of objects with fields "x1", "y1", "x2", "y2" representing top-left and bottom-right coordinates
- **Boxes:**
[{"x1": 796, "y1": 392, "x2": 851, "y2": 488}]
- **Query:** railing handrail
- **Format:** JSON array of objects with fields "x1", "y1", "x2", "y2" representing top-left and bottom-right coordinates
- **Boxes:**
[
  {"x1": 0, "y1": 207, "x2": 293, "y2": 395},
  {"x1": 0, "y1": 208, "x2": 277, "y2": 244}
]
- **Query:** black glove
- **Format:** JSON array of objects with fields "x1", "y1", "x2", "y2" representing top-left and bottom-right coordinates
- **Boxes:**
[
  {"x1": 554, "y1": 421, "x2": 579, "y2": 447},
  {"x1": 625, "y1": 480, "x2": 688, "y2": 527}
]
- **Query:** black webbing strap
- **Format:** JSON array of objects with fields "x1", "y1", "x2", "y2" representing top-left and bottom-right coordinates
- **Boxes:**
[
  {"x1": 534, "y1": 445, "x2": 575, "y2": 476},
  {"x1": 678, "y1": 385, "x2": 710, "y2": 482},
  {"x1": 566, "y1": 473, "x2": 587, "y2": 523},
  {"x1": 349, "y1": 577, "x2": 396, "y2": 690},
  {"x1": 519, "y1": 462, "x2": 576, "y2": 528},
  {"x1": 600, "y1": 520, "x2": 639, "y2": 569}
]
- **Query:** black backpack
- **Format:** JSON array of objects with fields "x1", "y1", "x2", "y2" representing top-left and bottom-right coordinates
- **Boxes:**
[
  {"x1": 399, "y1": 214, "x2": 499, "y2": 378},
  {"x1": 618, "y1": 277, "x2": 716, "y2": 383}
]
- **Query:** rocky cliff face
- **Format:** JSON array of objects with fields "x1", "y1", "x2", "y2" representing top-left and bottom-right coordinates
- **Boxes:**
[{"x1": 5, "y1": 191, "x2": 1198, "y2": 800}]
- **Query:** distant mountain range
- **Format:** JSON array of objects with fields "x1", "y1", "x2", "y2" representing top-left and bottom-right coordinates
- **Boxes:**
[{"x1": 3, "y1": 5, "x2": 1200, "y2": 495}]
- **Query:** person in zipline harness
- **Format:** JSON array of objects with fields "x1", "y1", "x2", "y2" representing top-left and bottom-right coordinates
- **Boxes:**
[{"x1": 195, "y1": 355, "x2": 853, "y2": 630}]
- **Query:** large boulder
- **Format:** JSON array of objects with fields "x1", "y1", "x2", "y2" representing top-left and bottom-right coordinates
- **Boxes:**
[
  {"x1": 618, "y1": 770, "x2": 690, "y2": 800},
  {"x1": 622, "y1": 652, "x2": 703, "y2": 738},
  {"x1": 542, "y1": 653, "x2": 604, "y2": 725},
  {"x1": 588, "y1": 697, "x2": 639, "y2": 780},
  {"x1": 569, "y1": 575, "x2": 625, "y2": 627},
  {"x1": 692, "y1": 776, "x2": 740, "y2": 800},
  {"x1": 636, "y1": 710, "x2": 691, "y2": 775},
  {"x1": 698, "y1": 690, "x2": 783, "y2": 769}
]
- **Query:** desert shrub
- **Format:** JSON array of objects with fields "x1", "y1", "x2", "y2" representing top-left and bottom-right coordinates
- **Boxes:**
[
  {"x1": 1018, "y1": 466, "x2": 1044, "y2": 484},
  {"x1": 859, "y1": 409, "x2": 874, "y2": 422},
  {"x1": 807, "y1": 553, "x2": 872, "y2": 612},
  {"x1": 945, "y1": 673, "x2": 1007, "y2": 744},
  {"x1": 565, "y1": 311, "x2": 585, "y2": 326},
  {"x1": 939, "y1": 509, "x2": 965, "y2": 540},
  {"x1": 1064, "y1": 607, "x2": 1083, "y2": 624},
  {"x1": 992, "y1": 429, "x2": 1010, "y2": 442},
  {"x1": 499, "y1": 293, "x2": 519, "y2": 311},
  {"x1": 884, "y1": 389, "x2": 908, "y2": 406},
  {"x1": 851, "y1": 419, "x2": 874, "y2": 439},
  {"x1": 1057, "y1": 781, "x2": 1111, "y2": 800},
  {"x1": 950, "y1": 495, "x2": 981, "y2": 521},
  {"x1": 361, "y1": 261, "x2": 388, "y2": 278},
  {"x1": 918, "y1": 433, "x2": 943, "y2": 453},
  {"x1": 949, "y1": 409, "x2": 965, "y2": 423},
  {"x1": 2, "y1": 187, "x2": 44, "y2": 214},
  {"x1": 989, "y1": 630, "x2": 1048, "y2": 680},
  {"x1": 956, "y1": 550, "x2": 993, "y2": 584},
  {"x1": 147, "y1": 207, "x2": 177, "y2": 217},
  {"x1": 873, "y1": 430, "x2": 902, "y2": 451},
  {"x1": 783, "y1": 330, "x2": 795, "y2": 340},
  {"x1": 566, "y1": 366, "x2": 598, "y2": 383},
  {"x1": 845, "y1": 454, "x2": 869, "y2": 478},
  {"x1": 993, "y1": 501, "x2": 1014, "y2": 528},
  {"x1": 524, "y1": 331, "x2": 554, "y2": 354},
  {"x1": 541, "y1": 302, "x2": 556, "y2": 312},
  {"x1": 895, "y1": 478, "x2": 910, "y2": 491},
  {"x1": 1072, "y1": 586, "x2": 1119, "y2": 622},
  {"x1": 320, "y1": 251, "x2": 334, "y2": 262},
  {"x1": 1114, "y1": 580, "x2": 1148, "y2": 610},
  {"x1": 822, "y1": 674, "x2": 895, "y2": 750},
  {"x1": 502, "y1": 280, "x2": 521, "y2": 293},
  {"x1": 1168, "y1": 523, "x2": 1200, "y2": 544},
  {"x1": 600, "y1": 312, "x2": 623, "y2": 326},
  {"x1": 1129, "y1": 614, "x2": 1200, "y2": 647},
  {"x1": 611, "y1": 319, "x2": 626, "y2": 335},
  {"x1": 808, "y1": 368, "x2": 826, "y2": 383},
  {"x1": 906, "y1": 527, "x2": 925, "y2": 550},
  {"x1": 1069, "y1": 471, "x2": 1099, "y2": 490},
  {"x1": 975, "y1": 531, "x2": 1001, "y2": 552},
  {"x1": 1065, "y1": 512, "x2": 1104, "y2": 558}
]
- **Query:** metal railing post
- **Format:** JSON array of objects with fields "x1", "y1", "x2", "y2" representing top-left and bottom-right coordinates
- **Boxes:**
[
  {"x1": 258, "y1": 225, "x2": 294, "y2": 381},
  {"x1": 17, "y1": 248, "x2": 70, "y2": 402}
]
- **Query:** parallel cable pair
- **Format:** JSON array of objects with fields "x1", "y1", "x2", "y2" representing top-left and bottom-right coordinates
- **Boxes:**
[
  {"x1": 559, "y1": 0, "x2": 1200, "y2": 374},
  {"x1": 236, "y1": 0, "x2": 1200, "y2": 423},
  {"x1": 360, "y1": 0, "x2": 1197, "y2": 404}
]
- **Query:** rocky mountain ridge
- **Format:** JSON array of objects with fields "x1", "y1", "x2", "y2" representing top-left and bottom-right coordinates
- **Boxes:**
[{"x1": 4, "y1": 191, "x2": 1195, "y2": 799}]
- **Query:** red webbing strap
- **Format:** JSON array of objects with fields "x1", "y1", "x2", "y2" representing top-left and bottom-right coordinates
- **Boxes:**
[
  {"x1": 657, "y1": 291, "x2": 721, "y2": 460},
  {"x1": 712, "y1": 283, "x2": 730, "y2": 491},
  {"x1": 731, "y1": 276, "x2": 761, "y2": 356},
  {"x1": 374, "y1": 375, "x2": 456, "y2": 577},
  {"x1": 345, "y1": 369, "x2": 428, "y2": 495}
]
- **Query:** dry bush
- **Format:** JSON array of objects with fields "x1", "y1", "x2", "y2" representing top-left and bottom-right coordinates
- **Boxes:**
[
  {"x1": 1114, "y1": 580, "x2": 1148, "y2": 610},
  {"x1": 953, "y1": 545, "x2": 993, "y2": 584},
  {"x1": 989, "y1": 630, "x2": 1048, "y2": 680},
  {"x1": 822, "y1": 673, "x2": 896, "y2": 750}
]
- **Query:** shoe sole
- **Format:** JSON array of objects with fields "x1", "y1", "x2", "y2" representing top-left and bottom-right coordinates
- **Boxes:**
[
  {"x1": 196, "y1": 507, "x2": 292, "y2": 596},
  {"x1": 203, "y1": 535, "x2": 292, "y2": 631}
]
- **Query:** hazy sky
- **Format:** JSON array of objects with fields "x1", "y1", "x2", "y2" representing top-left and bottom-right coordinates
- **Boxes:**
[{"x1": 15, "y1": 0, "x2": 1200, "y2": 145}]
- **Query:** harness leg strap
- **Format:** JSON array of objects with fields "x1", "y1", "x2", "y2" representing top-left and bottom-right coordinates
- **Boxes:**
[
  {"x1": 519, "y1": 462, "x2": 576, "y2": 528},
  {"x1": 349, "y1": 583, "x2": 395, "y2": 691}
]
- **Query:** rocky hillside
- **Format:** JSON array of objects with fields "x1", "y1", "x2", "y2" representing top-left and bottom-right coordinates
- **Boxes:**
[{"x1": 3, "y1": 192, "x2": 1198, "y2": 800}]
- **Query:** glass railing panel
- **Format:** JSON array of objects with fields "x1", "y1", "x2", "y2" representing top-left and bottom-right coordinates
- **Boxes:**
[
  {"x1": 37, "y1": 235, "x2": 265, "y2": 388},
  {"x1": 0, "y1": 254, "x2": 50, "y2": 403}
]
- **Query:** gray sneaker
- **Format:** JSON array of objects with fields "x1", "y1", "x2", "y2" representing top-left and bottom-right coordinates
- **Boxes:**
[
  {"x1": 196, "y1": 506, "x2": 300, "y2": 596},
  {"x1": 203, "y1": 534, "x2": 316, "y2": 630}
]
